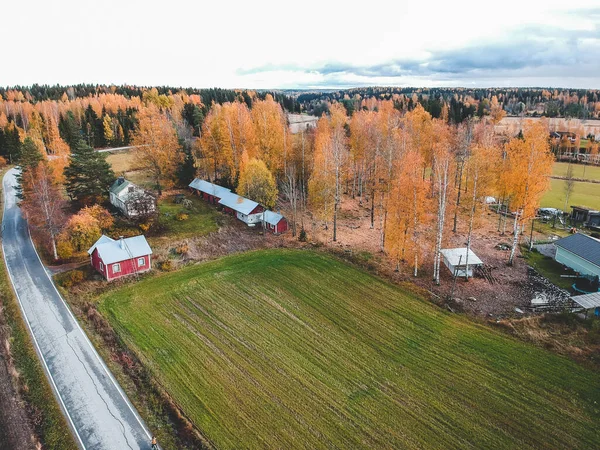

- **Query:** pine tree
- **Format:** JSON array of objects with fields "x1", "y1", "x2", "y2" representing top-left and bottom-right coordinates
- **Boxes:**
[
  {"x1": 64, "y1": 140, "x2": 115, "y2": 205},
  {"x1": 16, "y1": 137, "x2": 44, "y2": 200}
]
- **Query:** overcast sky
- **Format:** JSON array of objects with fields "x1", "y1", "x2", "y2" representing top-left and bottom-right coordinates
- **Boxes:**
[{"x1": 3, "y1": 0, "x2": 599, "y2": 89}]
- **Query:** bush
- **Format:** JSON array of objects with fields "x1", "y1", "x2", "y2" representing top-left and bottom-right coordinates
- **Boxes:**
[
  {"x1": 158, "y1": 260, "x2": 174, "y2": 271},
  {"x1": 175, "y1": 243, "x2": 189, "y2": 255},
  {"x1": 56, "y1": 240, "x2": 74, "y2": 260},
  {"x1": 175, "y1": 212, "x2": 189, "y2": 221},
  {"x1": 298, "y1": 227, "x2": 307, "y2": 242},
  {"x1": 61, "y1": 270, "x2": 84, "y2": 288},
  {"x1": 139, "y1": 222, "x2": 151, "y2": 232}
]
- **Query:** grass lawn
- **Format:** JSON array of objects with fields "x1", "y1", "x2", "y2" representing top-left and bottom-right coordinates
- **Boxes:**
[
  {"x1": 99, "y1": 249, "x2": 600, "y2": 450},
  {"x1": 553, "y1": 161, "x2": 600, "y2": 181},
  {"x1": 522, "y1": 249, "x2": 575, "y2": 291},
  {"x1": 106, "y1": 150, "x2": 137, "y2": 174},
  {"x1": 155, "y1": 194, "x2": 222, "y2": 240},
  {"x1": 541, "y1": 178, "x2": 600, "y2": 210}
]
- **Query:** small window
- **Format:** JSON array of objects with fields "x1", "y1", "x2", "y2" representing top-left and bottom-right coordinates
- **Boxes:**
[
  {"x1": 138, "y1": 257, "x2": 145, "y2": 266},
  {"x1": 113, "y1": 263, "x2": 121, "y2": 273},
  {"x1": 99, "y1": 262, "x2": 104, "y2": 271}
]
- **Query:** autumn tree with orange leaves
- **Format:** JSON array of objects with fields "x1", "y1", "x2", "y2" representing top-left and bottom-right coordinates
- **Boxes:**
[
  {"x1": 505, "y1": 120, "x2": 554, "y2": 265},
  {"x1": 132, "y1": 106, "x2": 182, "y2": 196}
]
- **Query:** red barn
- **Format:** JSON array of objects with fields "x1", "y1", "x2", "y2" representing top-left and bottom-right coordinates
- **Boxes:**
[
  {"x1": 188, "y1": 178, "x2": 232, "y2": 205},
  {"x1": 263, "y1": 210, "x2": 288, "y2": 234},
  {"x1": 88, "y1": 235, "x2": 152, "y2": 281}
]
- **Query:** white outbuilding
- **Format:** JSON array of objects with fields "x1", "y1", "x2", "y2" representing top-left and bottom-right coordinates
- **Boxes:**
[{"x1": 440, "y1": 248, "x2": 483, "y2": 278}]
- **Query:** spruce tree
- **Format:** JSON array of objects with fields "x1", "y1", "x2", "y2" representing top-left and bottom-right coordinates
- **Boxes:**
[
  {"x1": 64, "y1": 140, "x2": 115, "y2": 205},
  {"x1": 16, "y1": 137, "x2": 44, "y2": 200}
]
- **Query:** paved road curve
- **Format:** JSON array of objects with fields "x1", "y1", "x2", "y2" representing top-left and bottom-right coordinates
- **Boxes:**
[{"x1": 2, "y1": 168, "x2": 153, "y2": 450}]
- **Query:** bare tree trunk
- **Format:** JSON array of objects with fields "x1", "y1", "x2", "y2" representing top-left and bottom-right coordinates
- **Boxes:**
[{"x1": 508, "y1": 211, "x2": 521, "y2": 265}]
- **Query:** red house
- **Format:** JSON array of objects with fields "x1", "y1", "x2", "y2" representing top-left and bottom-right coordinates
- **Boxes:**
[
  {"x1": 88, "y1": 235, "x2": 153, "y2": 281},
  {"x1": 189, "y1": 178, "x2": 232, "y2": 205},
  {"x1": 263, "y1": 210, "x2": 288, "y2": 234}
]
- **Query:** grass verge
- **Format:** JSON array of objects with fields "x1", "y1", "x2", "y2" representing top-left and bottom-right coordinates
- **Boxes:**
[
  {"x1": 522, "y1": 247, "x2": 575, "y2": 291},
  {"x1": 99, "y1": 249, "x2": 600, "y2": 449}
]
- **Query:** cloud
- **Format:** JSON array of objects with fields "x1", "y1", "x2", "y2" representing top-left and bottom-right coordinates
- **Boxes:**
[{"x1": 237, "y1": 23, "x2": 600, "y2": 88}]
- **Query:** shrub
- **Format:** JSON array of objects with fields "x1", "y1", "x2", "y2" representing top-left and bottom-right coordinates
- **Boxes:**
[
  {"x1": 61, "y1": 270, "x2": 84, "y2": 288},
  {"x1": 158, "y1": 260, "x2": 174, "y2": 271},
  {"x1": 0, "y1": 156, "x2": 7, "y2": 168},
  {"x1": 175, "y1": 212, "x2": 189, "y2": 221},
  {"x1": 56, "y1": 240, "x2": 74, "y2": 260},
  {"x1": 139, "y1": 222, "x2": 151, "y2": 232},
  {"x1": 298, "y1": 227, "x2": 307, "y2": 242},
  {"x1": 175, "y1": 243, "x2": 189, "y2": 255}
]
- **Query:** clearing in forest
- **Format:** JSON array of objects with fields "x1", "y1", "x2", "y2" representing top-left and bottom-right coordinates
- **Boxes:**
[{"x1": 99, "y1": 249, "x2": 600, "y2": 450}]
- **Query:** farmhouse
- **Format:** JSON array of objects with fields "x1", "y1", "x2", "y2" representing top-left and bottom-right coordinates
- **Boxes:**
[
  {"x1": 218, "y1": 192, "x2": 264, "y2": 226},
  {"x1": 189, "y1": 178, "x2": 232, "y2": 205},
  {"x1": 554, "y1": 233, "x2": 600, "y2": 278},
  {"x1": 263, "y1": 210, "x2": 288, "y2": 234},
  {"x1": 109, "y1": 177, "x2": 156, "y2": 218},
  {"x1": 440, "y1": 248, "x2": 483, "y2": 278},
  {"x1": 88, "y1": 235, "x2": 152, "y2": 281}
]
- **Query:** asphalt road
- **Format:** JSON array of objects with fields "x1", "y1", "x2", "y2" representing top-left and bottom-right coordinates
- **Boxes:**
[{"x1": 2, "y1": 168, "x2": 153, "y2": 450}]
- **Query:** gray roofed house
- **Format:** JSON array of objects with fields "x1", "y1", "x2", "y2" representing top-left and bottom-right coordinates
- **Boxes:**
[
  {"x1": 554, "y1": 233, "x2": 600, "y2": 277},
  {"x1": 88, "y1": 235, "x2": 153, "y2": 280},
  {"x1": 109, "y1": 177, "x2": 156, "y2": 218}
]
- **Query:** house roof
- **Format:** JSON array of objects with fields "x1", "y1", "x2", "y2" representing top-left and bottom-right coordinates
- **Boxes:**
[
  {"x1": 440, "y1": 248, "x2": 483, "y2": 266},
  {"x1": 571, "y1": 291, "x2": 600, "y2": 309},
  {"x1": 555, "y1": 233, "x2": 600, "y2": 267},
  {"x1": 188, "y1": 178, "x2": 231, "y2": 198},
  {"x1": 88, "y1": 235, "x2": 152, "y2": 265},
  {"x1": 218, "y1": 192, "x2": 259, "y2": 215},
  {"x1": 110, "y1": 178, "x2": 132, "y2": 197},
  {"x1": 263, "y1": 210, "x2": 284, "y2": 226}
]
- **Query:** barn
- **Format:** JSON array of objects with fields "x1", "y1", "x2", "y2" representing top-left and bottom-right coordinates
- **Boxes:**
[
  {"x1": 88, "y1": 235, "x2": 152, "y2": 281},
  {"x1": 188, "y1": 179, "x2": 232, "y2": 205},
  {"x1": 218, "y1": 193, "x2": 265, "y2": 226},
  {"x1": 263, "y1": 210, "x2": 288, "y2": 234},
  {"x1": 554, "y1": 233, "x2": 600, "y2": 278}
]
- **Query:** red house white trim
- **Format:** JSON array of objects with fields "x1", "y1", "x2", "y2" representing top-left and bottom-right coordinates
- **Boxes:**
[{"x1": 88, "y1": 235, "x2": 152, "y2": 281}]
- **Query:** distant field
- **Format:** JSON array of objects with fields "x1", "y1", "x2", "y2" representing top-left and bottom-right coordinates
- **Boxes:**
[
  {"x1": 155, "y1": 194, "x2": 220, "y2": 240},
  {"x1": 553, "y1": 161, "x2": 600, "y2": 181},
  {"x1": 106, "y1": 150, "x2": 137, "y2": 174},
  {"x1": 99, "y1": 250, "x2": 600, "y2": 450},
  {"x1": 541, "y1": 178, "x2": 600, "y2": 210}
]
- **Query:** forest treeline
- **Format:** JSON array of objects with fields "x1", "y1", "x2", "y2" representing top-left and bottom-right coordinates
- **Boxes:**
[{"x1": 4, "y1": 85, "x2": 554, "y2": 281}]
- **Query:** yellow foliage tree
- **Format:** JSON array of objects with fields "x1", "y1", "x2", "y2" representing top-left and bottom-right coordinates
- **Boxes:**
[{"x1": 237, "y1": 157, "x2": 278, "y2": 209}]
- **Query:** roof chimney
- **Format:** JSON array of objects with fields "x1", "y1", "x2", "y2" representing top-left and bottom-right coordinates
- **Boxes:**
[
  {"x1": 117, "y1": 176, "x2": 125, "y2": 185},
  {"x1": 119, "y1": 236, "x2": 124, "y2": 249}
]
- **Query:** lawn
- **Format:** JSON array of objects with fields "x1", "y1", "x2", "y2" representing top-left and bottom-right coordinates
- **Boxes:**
[
  {"x1": 99, "y1": 249, "x2": 600, "y2": 450},
  {"x1": 522, "y1": 249, "x2": 575, "y2": 291},
  {"x1": 155, "y1": 194, "x2": 222, "y2": 240},
  {"x1": 553, "y1": 161, "x2": 600, "y2": 181},
  {"x1": 541, "y1": 178, "x2": 600, "y2": 210}
]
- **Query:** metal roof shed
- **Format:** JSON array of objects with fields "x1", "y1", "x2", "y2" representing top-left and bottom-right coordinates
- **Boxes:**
[
  {"x1": 440, "y1": 248, "x2": 483, "y2": 278},
  {"x1": 218, "y1": 193, "x2": 260, "y2": 216},
  {"x1": 571, "y1": 291, "x2": 600, "y2": 310}
]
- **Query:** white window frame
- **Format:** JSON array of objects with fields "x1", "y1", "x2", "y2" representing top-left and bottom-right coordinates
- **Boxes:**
[
  {"x1": 137, "y1": 257, "x2": 145, "y2": 266},
  {"x1": 113, "y1": 263, "x2": 121, "y2": 273},
  {"x1": 99, "y1": 261, "x2": 104, "y2": 272}
]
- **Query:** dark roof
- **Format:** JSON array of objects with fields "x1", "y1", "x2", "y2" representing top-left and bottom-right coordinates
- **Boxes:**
[{"x1": 555, "y1": 233, "x2": 600, "y2": 267}]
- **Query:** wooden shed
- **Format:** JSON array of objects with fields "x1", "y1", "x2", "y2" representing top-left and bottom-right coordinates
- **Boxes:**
[{"x1": 88, "y1": 235, "x2": 152, "y2": 281}]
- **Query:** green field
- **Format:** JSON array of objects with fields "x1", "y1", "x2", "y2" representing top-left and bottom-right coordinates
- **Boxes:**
[
  {"x1": 99, "y1": 250, "x2": 600, "y2": 449},
  {"x1": 541, "y1": 178, "x2": 600, "y2": 210},
  {"x1": 553, "y1": 161, "x2": 600, "y2": 180}
]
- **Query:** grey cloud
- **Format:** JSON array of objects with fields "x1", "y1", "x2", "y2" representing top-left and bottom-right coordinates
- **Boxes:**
[{"x1": 238, "y1": 22, "x2": 600, "y2": 87}]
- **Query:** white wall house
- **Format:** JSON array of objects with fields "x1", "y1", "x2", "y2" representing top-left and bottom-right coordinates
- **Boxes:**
[
  {"x1": 554, "y1": 233, "x2": 600, "y2": 278},
  {"x1": 109, "y1": 178, "x2": 156, "y2": 218}
]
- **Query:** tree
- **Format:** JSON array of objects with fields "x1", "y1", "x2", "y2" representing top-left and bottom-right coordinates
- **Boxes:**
[
  {"x1": 505, "y1": 120, "x2": 554, "y2": 265},
  {"x1": 237, "y1": 157, "x2": 278, "y2": 209},
  {"x1": 16, "y1": 137, "x2": 44, "y2": 200},
  {"x1": 251, "y1": 94, "x2": 288, "y2": 179},
  {"x1": 64, "y1": 140, "x2": 115, "y2": 205},
  {"x1": 20, "y1": 162, "x2": 66, "y2": 260},
  {"x1": 132, "y1": 106, "x2": 182, "y2": 196},
  {"x1": 103, "y1": 114, "x2": 115, "y2": 145},
  {"x1": 563, "y1": 162, "x2": 575, "y2": 212}
]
